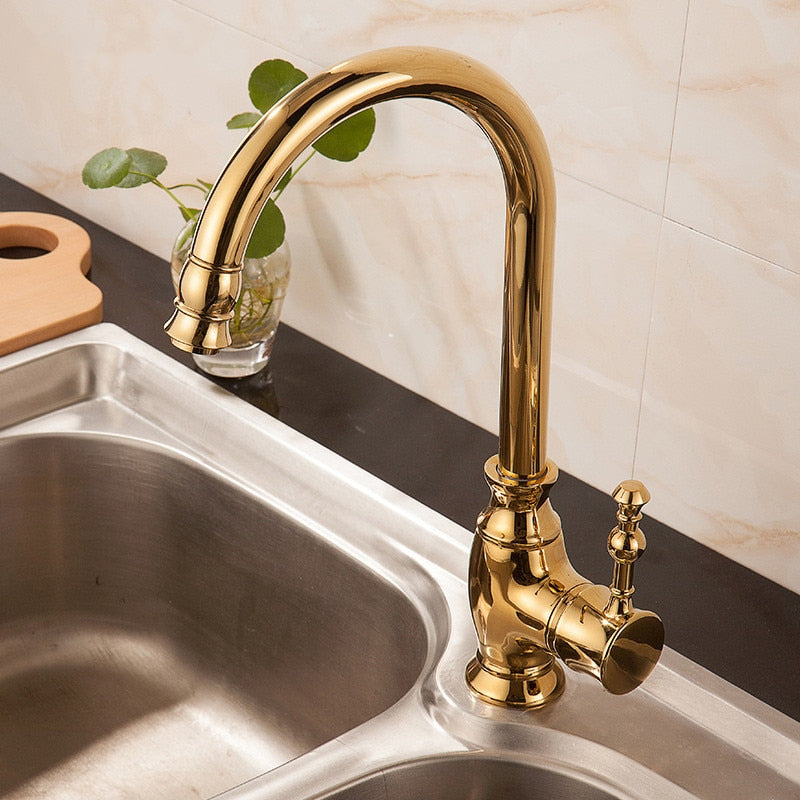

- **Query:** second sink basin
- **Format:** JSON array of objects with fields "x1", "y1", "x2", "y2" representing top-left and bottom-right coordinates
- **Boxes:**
[{"x1": 316, "y1": 753, "x2": 622, "y2": 799}]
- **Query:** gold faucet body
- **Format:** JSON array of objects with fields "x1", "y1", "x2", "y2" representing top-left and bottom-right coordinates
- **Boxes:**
[
  {"x1": 468, "y1": 459, "x2": 663, "y2": 706},
  {"x1": 165, "y1": 47, "x2": 663, "y2": 708}
]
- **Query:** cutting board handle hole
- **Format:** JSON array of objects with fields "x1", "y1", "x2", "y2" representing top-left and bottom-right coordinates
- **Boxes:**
[
  {"x1": 0, "y1": 245, "x2": 51, "y2": 259},
  {"x1": 0, "y1": 223, "x2": 60, "y2": 261}
]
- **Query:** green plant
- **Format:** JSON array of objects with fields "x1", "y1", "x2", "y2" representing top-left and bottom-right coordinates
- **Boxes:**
[{"x1": 82, "y1": 58, "x2": 376, "y2": 258}]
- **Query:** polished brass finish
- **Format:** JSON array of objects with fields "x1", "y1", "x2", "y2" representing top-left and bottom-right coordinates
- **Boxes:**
[
  {"x1": 164, "y1": 47, "x2": 662, "y2": 709},
  {"x1": 468, "y1": 470, "x2": 663, "y2": 705},
  {"x1": 165, "y1": 46, "x2": 554, "y2": 478},
  {"x1": 605, "y1": 479, "x2": 651, "y2": 618}
]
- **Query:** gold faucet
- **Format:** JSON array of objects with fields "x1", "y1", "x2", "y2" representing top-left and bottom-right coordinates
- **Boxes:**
[{"x1": 164, "y1": 47, "x2": 664, "y2": 708}]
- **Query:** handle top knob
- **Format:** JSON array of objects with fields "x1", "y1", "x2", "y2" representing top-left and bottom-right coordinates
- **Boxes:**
[{"x1": 612, "y1": 479, "x2": 650, "y2": 510}]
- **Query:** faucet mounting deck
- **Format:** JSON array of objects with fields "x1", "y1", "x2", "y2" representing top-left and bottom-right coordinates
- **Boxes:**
[{"x1": 165, "y1": 47, "x2": 663, "y2": 708}]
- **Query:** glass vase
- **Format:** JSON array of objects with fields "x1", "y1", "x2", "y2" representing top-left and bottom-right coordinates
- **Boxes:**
[{"x1": 171, "y1": 219, "x2": 291, "y2": 378}]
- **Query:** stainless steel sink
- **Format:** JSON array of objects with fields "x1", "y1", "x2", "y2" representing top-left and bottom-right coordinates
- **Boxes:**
[
  {"x1": 315, "y1": 754, "x2": 625, "y2": 799},
  {"x1": 0, "y1": 435, "x2": 429, "y2": 797},
  {"x1": 1, "y1": 324, "x2": 799, "y2": 799}
]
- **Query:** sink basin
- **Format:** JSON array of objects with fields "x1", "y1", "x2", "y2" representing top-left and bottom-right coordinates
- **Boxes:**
[
  {"x1": 315, "y1": 754, "x2": 623, "y2": 799},
  {"x1": 0, "y1": 436, "x2": 429, "y2": 797},
  {"x1": 0, "y1": 327, "x2": 445, "y2": 798},
  {"x1": 1, "y1": 324, "x2": 799, "y2": 800}
]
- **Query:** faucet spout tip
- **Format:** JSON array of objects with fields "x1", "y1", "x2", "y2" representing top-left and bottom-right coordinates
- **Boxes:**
[{"x1": 163, "y1": 305, "x2": 232, "y2": 355}]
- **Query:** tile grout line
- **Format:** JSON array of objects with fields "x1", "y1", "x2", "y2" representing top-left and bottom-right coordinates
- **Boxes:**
[
  {"x1": 631, "y1": 0, "x2": 692, "y2": 479},
  {"x1": 662, "y1": 216, "x2": 800, "y2": 277},
  {"x1": 553, "y1": 169, "x2": 661, "y2": 217},
  {"x1": 630, "y1": 219, "x2": 668, "y2": 480},
  {"x1": 166, "y1": 0, "x2": 324, "y2": 71},
  {"x1": 661, "y1": 0, "x2": 693, "y2": 218}
]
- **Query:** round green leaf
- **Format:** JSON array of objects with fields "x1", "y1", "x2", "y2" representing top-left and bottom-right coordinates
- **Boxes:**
[
  {"x1": 245, "y1": 199, "x2": 285, "y2": 258},
  {"x1": 82, "y1": 147, "x2": 131, "y2": 188},
  {"x1": 312, "y1": 109, "x2": 376, "y2": 162},
  {"x1": 116, "y1": 148, "x2": 168, "y2": 188},
  {"x1": 227, "y1": 111, "x2": 262, "y2": 130},
  {"x1": 248, "y1": 59, "x2": 308, "y2": 114}
]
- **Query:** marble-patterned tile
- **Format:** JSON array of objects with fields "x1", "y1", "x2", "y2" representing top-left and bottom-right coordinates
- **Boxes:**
[
  {"x1": 666, "y1": 0, "x2": 800, "y2": 274},
  {"x1": 548, "y1": 356, "x2": 642, "y2": 499},
  {"x1": 176, "y1": 0, "x2": 688, "y2": 212},
  {"x1": 282, "y1": 142, "x2": 662, "y2": 492},
  {"x1": 0, "y1": 0, "x2": 315, "y2": 256},
  {"x1": 636, "y1": 220, "x2": 800, "y2": 592},
  {"x1": 547, "y1": 176, "x2": 662, "y2": 488},
  {"x1": 276, "y1": 98, "x2": 507, "y2": 434}
]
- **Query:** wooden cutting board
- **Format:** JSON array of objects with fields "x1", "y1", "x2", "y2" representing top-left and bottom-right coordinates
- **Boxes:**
[{"x1": 0, "y1": 211, "x2": 103, "y2": 356}]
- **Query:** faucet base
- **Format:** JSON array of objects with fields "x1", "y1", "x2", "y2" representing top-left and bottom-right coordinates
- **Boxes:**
[{"x1": 465, "y1": 652, "x2": 565, "y2": 709}]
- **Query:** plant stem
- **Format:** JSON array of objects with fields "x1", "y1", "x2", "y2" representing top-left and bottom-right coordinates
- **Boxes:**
[
  {"x1": 127, "y1": 171, "x2": 201, "y2": 219},
  {"x1": 165, "y1": 181, "x2": 210, "y2": 194},
  {"x1": 151, "y1": 177, "x2": 197, "y2": 217}
]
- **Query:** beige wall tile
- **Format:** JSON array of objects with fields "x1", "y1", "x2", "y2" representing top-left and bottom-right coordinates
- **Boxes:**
[
  {"x1": 282, "y1": 160, "x2": 661, "y2": 487},
  {"x1": 0, "y1": 0, "x2": 312, "y2": 256},
  {"x1": 636, "y1": 221, "x2": 800, "y2": 592},
  {"x1": 179, "y1": 0, "x2": 688, "y2": 212},
  {"x1": 547, "y1": 175, "x2": 661, "y2": 485},
  {"x1": 667, "y1": 0, "x2": 800, "y2": 273}
]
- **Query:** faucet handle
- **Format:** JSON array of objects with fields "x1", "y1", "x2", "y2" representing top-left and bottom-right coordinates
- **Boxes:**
[{"x1": 605, "y1": 480, "x2": 651, "y2": 617}]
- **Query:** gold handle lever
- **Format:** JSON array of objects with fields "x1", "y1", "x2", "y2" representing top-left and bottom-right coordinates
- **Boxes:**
[{"x1": 605, "y1": 479, "x2": 651, "y2": 617}]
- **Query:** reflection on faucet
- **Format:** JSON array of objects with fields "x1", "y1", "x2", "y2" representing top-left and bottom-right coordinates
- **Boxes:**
[{"x1": 164, "y1": 47, "x2": 663, "y2": 708}]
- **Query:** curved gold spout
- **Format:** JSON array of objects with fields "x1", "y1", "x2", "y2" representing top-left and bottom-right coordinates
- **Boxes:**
[
  {"x1": 164, "y1": 46, "x2": 555, "y2": 479},
  {"x1": 165, "y1": 48, "x2": 663, "y2": 708}
]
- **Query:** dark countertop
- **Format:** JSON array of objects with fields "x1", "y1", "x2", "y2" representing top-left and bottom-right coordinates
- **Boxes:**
[{"x1": 3, "y1": 173, "x2": 799, "y2": 722}]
